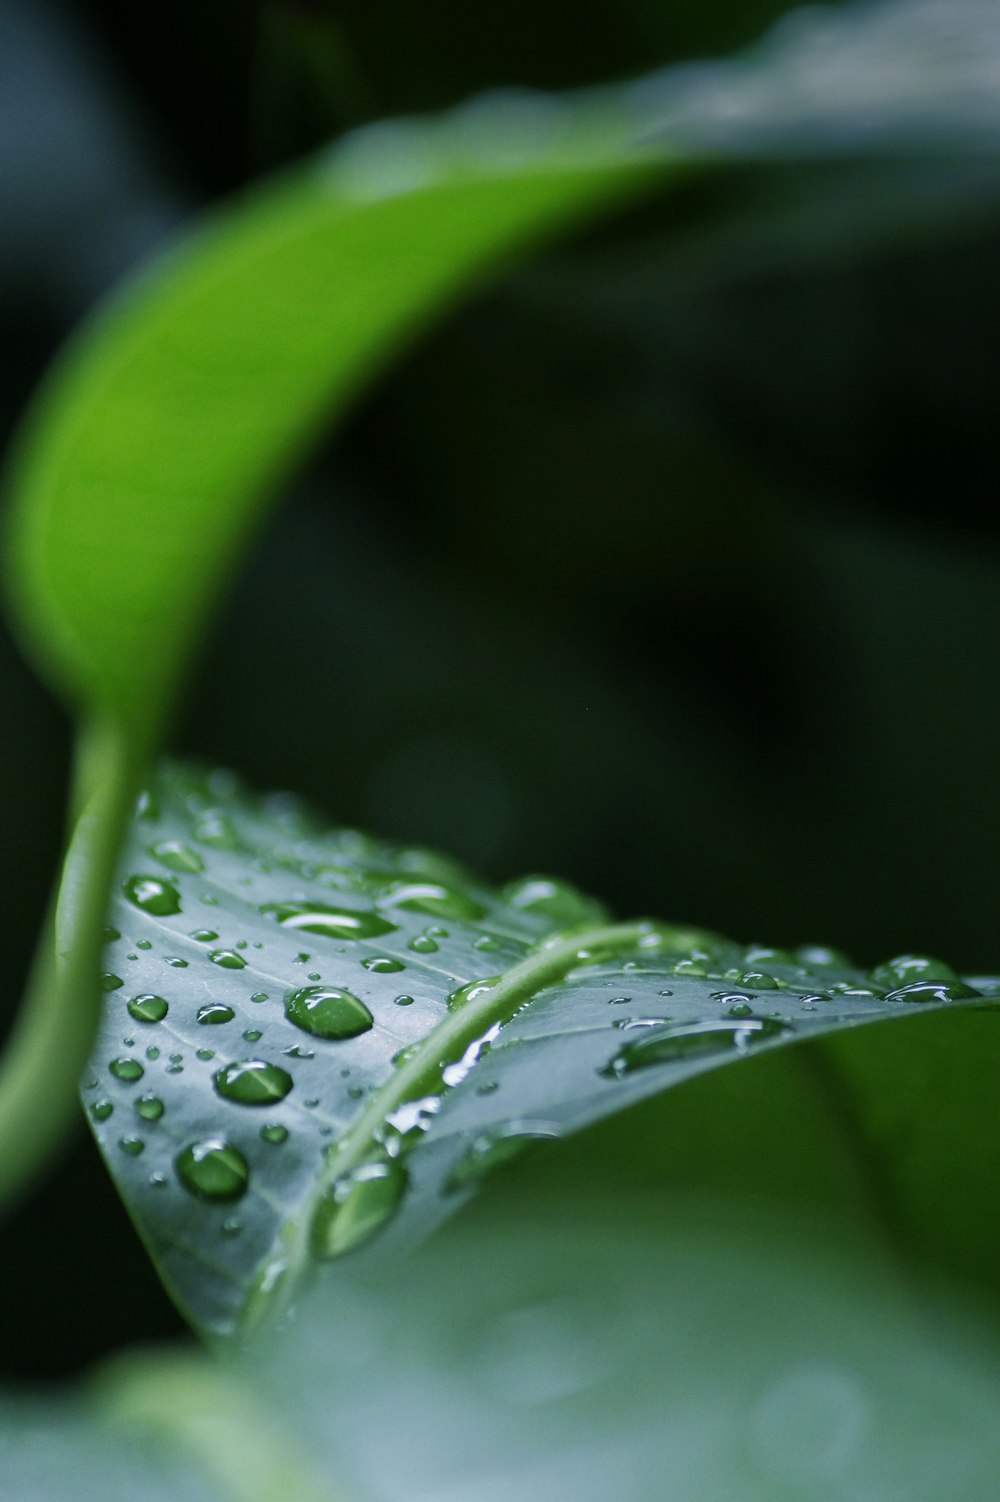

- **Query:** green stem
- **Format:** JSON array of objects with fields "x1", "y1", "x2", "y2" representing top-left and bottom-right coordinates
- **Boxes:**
[{"x1": 0, "y1": 716, "x2": 140, "y2": 1208}]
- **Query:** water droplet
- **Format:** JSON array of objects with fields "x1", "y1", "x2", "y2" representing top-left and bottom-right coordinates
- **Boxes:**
[
  {"x1": 193, "y1": 813, "x2": 239, "y2": 849},
  {"x1": 602, "y1": 1016, "x2": 793, "y2": 1077},
  {"x1": 149, "y1": 1171, "x2": 168, "y2": 1189},
  {"x1": 476, "y1": 1080, "x2": 499, "y2": 1096},
  {"x1": 260, "y1": 1123, "x2": 289, "y2": 1144},
  {"x1": 134, "y1": 1094, "x2": 165, "y2": 1121},
  {"x1": 145, "y1": 1046, "x2": 160, "y2": 1061},
  {"x1": 89, "y1": 1099, "x2": 113, "y2": 1122},
  {"x1": 165, "y1": 957, "x2": 188, "y2": 968},
  {"x1": 673, "y1": 959, "x2": 707, "y2": 977},
  {"x1": 190, "y1": 928, "x2": 219, "y2": 943},
  {"x1": 150, "y1": 840, "x2": 204, "y2": 874},
  {"x1": 313, "y1": 1158, "x2": 407, "y2": 1258},
  {"x1": 376, "y1": 868, "x2": 476, "y2": 914},
  {"x1": 870, "y1": 954, "x2": 962, "y2": 990},
  {"x1": 284, "y1": 985, "x2": 374, "y2": 1040},
  {"x1": 284, "y1": 1044, "x2": 314, "y2": 1059},
  {"x1": 127, "y1": 993, "x2": 169, "y2": 1024},
  {"x1": 176, "y1": 1137, "x2": 249, "y2": 1202},
  {"x1": 103, "y1": 925, "x2": 121, "y2": 943},
  {"x1": 884, "y1": 979, "x2": 981, "y2": 1004},
  {"x1": 123, "y1": 875, "x2": 182, "y2": 917},
  {"x1": 394, "y1": 994, "x2": 415, "y2": 1007},
  {"x1": 119, "y1": 1136, "x2": 144, "y2": 1156},
  {"x1": 197, "y1": 1003, "x2": 235, "y2": 1025},
  {"x1": 741, "y1": 971, "x2": 780, "y2": 990},
  {"x1": 251, "y1": 992, "x2": 268, "y2": 1004},
  {"x1": 744, "y1": 945, "x2": 795, "y2": 967},
  {"x1": 260, "y1": 901, "x2": 394, "y2": 940},
  {"x1": 109, "y1": 1058, "x2": 144, "y2": 1084},
  {"x1": 474, "y1": 935, "x2": 500, "y2": 952},
  {"x1": 242, "y1": 1028, "x2": 262, "y2": 1042},
  {"x1": 446, "y1": 1123, "x2": 559, "y2": 1191},
  {"x1": 362, "y1": 955, "x2": 405, "y2": 974},
  {"x1": 447, "y1": 976, "x2": 502, "y2": 1012},
  {"x1": 101, "y1": 973, "x2": 124, "y2": 992},
  {"x1": 136, "y1": 788, "x2": 161, "y2": 821},
  {"x1": 214, "y1": 1059, "x2": 293, "y2": 1106},
  {"x1": 408, "y1": 933, "x2": 439, "y2": 954},
  {"x1": 501, "y1": 875, "x2": 606, "y2": 925},
  {"x1": 209, "y1": 949, "x2": 246, "y2": 970},
  {"x1": 136, "y1": 939, "x2": 152, "y2": 951}
]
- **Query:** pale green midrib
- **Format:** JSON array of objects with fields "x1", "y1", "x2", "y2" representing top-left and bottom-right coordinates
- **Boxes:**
[{"x1": 241, "y1": 918, "x2": 702, "y2": 1332}]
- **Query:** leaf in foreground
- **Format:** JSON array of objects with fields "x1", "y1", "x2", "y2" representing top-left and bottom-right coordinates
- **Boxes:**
[{"x1": 86, "y1": 763, "x2": 1000, "y2": 1337}]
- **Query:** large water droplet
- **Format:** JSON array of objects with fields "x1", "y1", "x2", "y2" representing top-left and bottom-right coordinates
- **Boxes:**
[
  {"x1": 870, "y1": 954, "x2": 962, "y2": 990},
  {"x1": 209, "y1": 949, "x2": 246, "y2": 970},
  {"x1": 119, "y1": 1136, "x2": 144, "y2": 1157},
  {"x1": 362, "y1": 955, "x2": 405, "y2": 974},
  {"x1": 602, "y1": 1016, "x2": 792, "y2": 1077},
  {"x1": 883, "y1": 979, "x2": 981, "y2": 1004},
  {"x1": 127, "y1": 993, "x2": 169, "y2": 1024},
  {"x1": 123, "y1": 875, "x2": 181, "y2": 916},
  {"x1": 260, "y1": 901, "x2": 394, "y2": 940},
  {"x1": 377, "y1": 880, "x2": 485, "y2": 922},
  {"x1": 89, "y1": 1099, "x2": 113, "y2": 1122},
  {"x1": 109, "y1": 1058, "x2": 144, "y2": 1084},
  {"x1": 214, "y1": 1059, "x2": 293, "y2": 1106},
  {"x1": 197, "y1": 1002, "x2": 235, "y2": 1025},
  {"x1": 501, "y1": 874, "x2": 606, "y2": 926},
  {"x1": 134, "y1": 1093, "x2": 165, "y2": 1121},
  {"x1": 150, "y1": 840, "x2": 205, "y2": 874},
  {"x1": 175, "y1": 1137, "x2": 249, "y2": 1202},
  {"x1": 312, "y1": 1159, "x2": 406, "y2": 1258},
  {"x1": 284, "y1": 985, "x2": 374, "y2": 1040}
]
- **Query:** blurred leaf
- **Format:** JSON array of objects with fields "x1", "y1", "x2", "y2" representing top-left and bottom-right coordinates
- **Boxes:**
[{"x1": 85, "y1": 762, "x2": 999, "y2": 1337}]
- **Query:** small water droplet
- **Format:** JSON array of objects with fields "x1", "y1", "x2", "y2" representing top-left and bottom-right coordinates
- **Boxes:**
[
  {"x1": 134, "y1": 1094, "x2": 165, "y2": 1121},
  {"x1": 394, "y1": 993, "x2": 415, "y2": 1007},
  {"x1": 165, "y1": 957, "x2": 188, "y2": 968},
  {"x1": 101, "y1": 973, "x2": 124, "y2": 992},
  {"x1": 242, "y1": 1028, "x2": 262, "y2": 1042},
  {"x1": 193, "y1": 813, "x2": 239, "y2": 849},
  {"x1": 209, "y1": 949, "x2": 246, "y2": 970},
  {"x1": 221, "y1": 1218, "x2": 241, "y2": 1237},
  {"x1": 447, "y1": 976, "x2": 502, "y2": 1012},
  {"x1": 501, "y1": 874, "x2": 606, "y2": 925},
  {"x1": 175, "y1": 1137, "x2": 249, "y2": 1202},
  {"x1": 673, "y1": 959, "x2": 707, "y2": 977},
  {"x1": 145, "y1": 1046, "x2": 160, "y2": 1061},
  {"x1": 476, "y1": 1080, "x2": 499, "y2": 1096},
  {"x1": 196, "y1": 1047, "x2": 215, "y2": 1061},
  {"x1": 190, "y1": 928, "x2": 219, "y2": 942},
  {"x1": 197, "y1": 1002, "x2": 235, "y2": 1025},
  {"x1": 313, "y1": 1159, "x2": 407, "y2": 1258},
  {"x1": 89, "y1": 1099, "x2": 113, "y2": 1122},
  {"x1": 284, "y1": 1044, "x2": 315, "y2": 1059},
  {"x1": 251, "y1": 992, "x2": 268, "y2": 1004},
  {"x1": 149, "y1": 1171, "x2": 168, "y2": 1189},
  {"x1": 136, "y1": 939, "x2": 153, "y2": 951},
  {"x1": 214, "y1": 1059, "x2": 293, "y2": 1106},
  {"x1": 103, "y1": 925, "x2": 121, "y2": 943},
  {"x1": 602, "y1": 1016, "x2": 792, "y2": 1077},
  {"x1": 408, "y1": 933, "x2": 439, "y2": 954},
  {"x1": 363, "y1": 955, "x2": 405, "y2": 973},
  {"x1": 136, "y1": 789, "x2": 161, "y2": 821},
  {"x1": 474, "y1": 934, "x2": 500, "y2": 952},
  {"x1": 109, "y1": 1058, "x2": 144, "y2": 1084},
  {"x1": 741, "y1": 971, "x2": 780, "y2": 990},
  {"x1": 127, "y1": 993, "x2": 169, "y2": 1024},
  {"x1": 284, "y1": 985, "x2": 374, "y2": 1040},
  {"x1": 123, "y1": 875, "x2": 181, "y2": 917},
  {"x1": 260, "y1": 901, "x2": 394, "y2": 940},
  {"x1": 150, "y1": 840, "x2": 204, "y2": 874},
  {"x1": 261, "y1": 1123, "x2": 289, "y2": 1144},
  {"x1": 119, "y1": 1136, "x2": 145, "y2": 1156}
]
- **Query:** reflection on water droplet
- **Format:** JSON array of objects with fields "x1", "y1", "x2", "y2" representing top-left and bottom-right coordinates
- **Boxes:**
[
  {"x1": 602, "y1": 1016, "x2": 792, "y2": 1077},
  {"x1": 120, "y1": 1136, "x2": 144, "y2": 1156},
  {"x1": 447, "y1": 976, "x2": 502, "y2": 1013},
  {"x1": 127, "y1": 993, "x2": 168, "y2": 1023},
  {"x1": 190, "y1": 928, "x2": 218, "y2": 943},
  {"x1": 149, "y1": 1171, "x2": 167, "y2": 1189},
  {"x1": 102, "y1": 974, "x2": 124, "y2": 991},
  {"x1": 363, "y1": 955, "x2": 405, "y2": 973},
  {"x1": 196, "y1": 1048, "x2": 215, "y2": 1061},
  {"x1": 197, "y1": 1003, "x2": 235, "y2": 1025},
  {"x1": 214, "y1": 1059, "x2": 293, "y2": 1106},
  {"x1": 136, "y1": 939, "x2": 152, "y2": 951},
  {"x1": 89, "y1": 1099, "x2": 113, "y2": 1122},
  {"x1": 176, "y1": 1137, "x2": 249, "y2": 1202},
  {"x1": 261, "y1": 1123, "x2": 289, "y2": 1144},
  {"x1": 884, "y1": 979, "x2": 980, "y2": 1004},
  {"x1": 394, "y1": 994, "x2": 415, "y2": 1007},
  {"x1": 870, "y1": 953, "x2": 961, "y2": 990},
  {"x1": 124, "y1": 875, "x2": 182, "y2": 916},
  {"x1": 109, "y1": 1058, "x2": 144, "y2": 1084},
  {"x1": 285, "y1": 985, "x2": 374, "y2": 1040},
  {"x1": 501, "y1": 874, "x2": 605, "y2": 925},
  {"x1": 209, "y1": 949, "x2": 246, "y2": 970},
  {"x1": 165, "y1": 957, "x2": 188, "y2": 968},
  {"x1": 313, "y1": 1158, "x2": 407, "y2": 1259},
  {"x1": 446, "y1": 1122, "x2": 559, "y2": 1191},
  {"x1": 378, "y1": 880, "x2": 485, "y2": 922},
  {"x1": 242, "y1": 1028, "x2": 262, "y2": 1042},
  {"x1": 741, "y1": 970, "x2": 780, "y2": 990},
  {"x1": 408, "y1": 933, "x2": 439, "y2": 954},
  {"x1": 251, "y1": 992, "x2": 268, "y2": 1004},
  {"x1": 673, "y1": 959, "x2": 707, "y2": 977},
  {"x1": 150, "y1": 840, "x2": 204, "y2": 874},
  {"x1": 260, "y1": 901, "x2": 394, "y2": 940},
  {"x1": 134, "y1": 1093, "x2": 165, "y2": 1121}
]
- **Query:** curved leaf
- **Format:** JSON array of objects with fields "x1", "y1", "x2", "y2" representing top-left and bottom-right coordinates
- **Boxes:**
[{"x1": 85, "y1": 764, "x2": 1000, "y2": 1337}]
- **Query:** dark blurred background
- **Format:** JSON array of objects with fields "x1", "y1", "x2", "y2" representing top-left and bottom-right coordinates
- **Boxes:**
[{"x1": 2, "y1": 0, "x2": 999, "y2": 1379}]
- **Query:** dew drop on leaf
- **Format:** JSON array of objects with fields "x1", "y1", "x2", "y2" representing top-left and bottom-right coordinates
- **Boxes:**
[
  {"x1": 260, "y1": 901, "x2": 394, "y2": 940},
  {"x1": 501, "y1": 874, "x2": 604, "y2": 925},
  {"x1": 870, "y1": 954, "x2": 962, "y2": 989},
  {"x1": 134, "y1": 1093, "x2": 165, "y2": 1121},
  {"x1": 175, "y1": 1137, "x2": 249, "y2": 1202},
  {"x1": 126, "y1": 993, "x2": 169, "y2": 1023},
  {"x1": 602, "y1": 1016, "x2": 793, "y2": 1077},
  {"x1": 209, "y1": 949, "x2": 246, "y2": 970},
  {"x1": 119, "y1": 1136, "x2": 145, "y2": 1157},
  {"x1": 123, "y1": 875, "x2": 182, "y2": 916},
  {"x1": 150, "y1": 840, "x2": 205, "y2": 874},
  {"x1": 197, "y1": 1003, "x2": 235, "y2": 1025},
  {"x1": 884, "y1": 979, "x2": 981, "y2": 1004},
  {"x1": 445, "y1": 1123, "x2": 558, "y2": 1191},
  {"x1": 102, "y1": 973, "x2": 124, "y2": 991},
  {"x1": 312, "y1": 1158, "x2": 407, "y2": 1259},
  {"x1": 377, "y1": 880, "x2": 485, "y2": 922},
  {"x1": 362, "y1": 955, "x2": 405, "y2": 973},
  {"x1": 394, "y1": 994, "x2": 415, "y2": 1007},
  {"x1": 190, "y1": 928, "x2": 219, "y2": 943},
  {"x1": 242, "y1": 1028, "x2": 263, "y2": 1043},
  {"x1": 409, "y1": 933, "x2": 439, "y2": 954},
  {"x1": 108, "y1": 1058, "x2": 144, "y2": 1084},
  {"x1": 260, "y1": 1123, "x2": 289, "y2": 1144},
  {"x1": 284, "y1": 985, "x2": 374, "y2": 1040},
  {"x1": 214, "y1": 1059, "x2": 293, "y2": 1106},
  {"x1": 89, "y1": 1099, "x2": 113, "y2": 1122}
]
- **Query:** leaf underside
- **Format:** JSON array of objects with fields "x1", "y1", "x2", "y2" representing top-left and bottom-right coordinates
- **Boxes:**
[{"x1": 84, "y1": 763, "x2": 1000, "y2": 1338}]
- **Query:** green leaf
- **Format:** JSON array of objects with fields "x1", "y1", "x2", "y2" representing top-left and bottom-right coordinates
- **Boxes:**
[
  {"x1": 84, "y1": 762, "x2": 1000, "y2": 1338},
  {"x1": 10, "y1": 1193, "x2": 1000, "y2": 1501}
]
